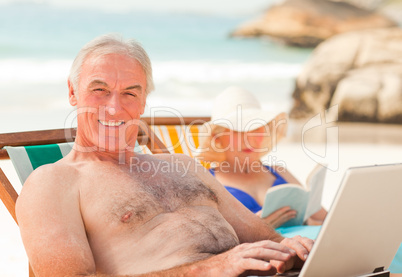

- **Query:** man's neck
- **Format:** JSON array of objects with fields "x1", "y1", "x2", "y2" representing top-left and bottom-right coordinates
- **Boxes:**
[{"x1": 72, "y1": 137, "x2": 138, "y2": 165}]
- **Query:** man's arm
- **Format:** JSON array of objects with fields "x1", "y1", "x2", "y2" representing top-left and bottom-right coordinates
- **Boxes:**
[
  {"x1": 16, "y1": 163, "x2": 96, "y2": 277},
  {"x1": 141, "y1": 240, "x2": 295, "y2": 277}
]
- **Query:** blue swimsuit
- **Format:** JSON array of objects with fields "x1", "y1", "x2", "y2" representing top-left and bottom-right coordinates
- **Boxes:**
[{"x1": 209, "y1": 165, "x2": 288, "y2": 213}]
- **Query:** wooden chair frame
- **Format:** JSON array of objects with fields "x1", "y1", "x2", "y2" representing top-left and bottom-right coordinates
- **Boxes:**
[{"x1": 0, "y1": 116, "x2": 209, "y2": 277}]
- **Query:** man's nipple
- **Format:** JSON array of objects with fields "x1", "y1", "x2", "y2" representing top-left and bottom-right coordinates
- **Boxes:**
[{"x1": 121, "y1": 211, "x2": 133, "y2": 223}]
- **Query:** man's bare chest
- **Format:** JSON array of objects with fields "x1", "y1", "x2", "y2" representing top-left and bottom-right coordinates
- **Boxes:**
[{"x1": 78, "y1": 162, "x2": 218, "y2": 229}]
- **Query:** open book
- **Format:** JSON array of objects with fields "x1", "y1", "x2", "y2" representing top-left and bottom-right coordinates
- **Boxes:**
[{"x1": 260, "y1": 164, "x2": 327, "y2": 227}]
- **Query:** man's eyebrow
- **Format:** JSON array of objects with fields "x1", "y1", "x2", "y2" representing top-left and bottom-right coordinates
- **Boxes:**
[
  {"x1": 88, "y1": 80, "x2": 109, "y2": 87},
  {"x1": 125, "y1": 85, "x2": 143, "y2": 92}
]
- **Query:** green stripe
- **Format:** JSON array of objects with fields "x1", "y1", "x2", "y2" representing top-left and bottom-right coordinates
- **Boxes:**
[{"x1": 25, "y1": 144, "x2": 64, "y2": 169}]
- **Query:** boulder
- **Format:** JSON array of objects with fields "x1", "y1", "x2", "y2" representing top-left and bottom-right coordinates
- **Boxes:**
[
  {"x1": 380, "y1": 0, "x2": 402, "y2": 26},
  {"x1": 231, "y1": 0, "x2": 396, "y2": 47},
  {"x1": 290, "y1": 27, "x2": 402, "y2": 123}
]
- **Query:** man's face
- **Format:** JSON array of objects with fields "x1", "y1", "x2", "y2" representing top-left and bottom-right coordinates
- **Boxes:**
[{"x1": 69, "y1": 53, "x2": 147, "y2": 152}]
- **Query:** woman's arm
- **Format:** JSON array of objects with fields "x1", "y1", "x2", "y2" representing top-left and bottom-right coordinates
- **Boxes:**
[{"x1": 306, "y1": 208, "x2": 328, "y2": 225}]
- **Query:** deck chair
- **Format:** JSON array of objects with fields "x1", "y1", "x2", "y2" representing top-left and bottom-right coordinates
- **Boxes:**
[
  {"x1": 136, "y1": 117, "x2": 211, "y2": 165},
  {"x1": 0, "y1": 119, "x2": 169, "y2": 277}
]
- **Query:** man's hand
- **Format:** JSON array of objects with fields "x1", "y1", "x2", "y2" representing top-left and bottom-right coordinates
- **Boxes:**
[
  {"x1": 270, "y1": 236, "x2": 314, "y2": 273},
  {"x1": 257, "y1": 206, "x2": 297, "y2": 228},
  {"x1": 195, "y1": 240, "x2": 297, "y2": 277}
]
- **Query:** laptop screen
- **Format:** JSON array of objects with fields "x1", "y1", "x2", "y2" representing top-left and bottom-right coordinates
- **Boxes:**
[{"x1": 299, "y1": 163, "x2": 402, "y2": 277}]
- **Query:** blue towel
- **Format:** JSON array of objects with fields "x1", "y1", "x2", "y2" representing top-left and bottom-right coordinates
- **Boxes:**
[
  {"x1": 276, "y1": 225, "x2": 402, "y2": 273},
  {"x1": 276, "y1": 225, "x2": 321, "y2": 240},
  {"x1": 390, "y1": 244, "x2": 402, "y2": 273}
]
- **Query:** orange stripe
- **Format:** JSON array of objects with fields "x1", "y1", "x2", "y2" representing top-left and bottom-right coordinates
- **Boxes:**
[
  {"x1": 167, "y1": 126, "x2": 184, "y2": 154},
  {"x1": 189, "y1": 125, "x2": 200, "y2": 149},
  {"x1": 149, "y1": 125, "x2": 202, "y2": 157}
]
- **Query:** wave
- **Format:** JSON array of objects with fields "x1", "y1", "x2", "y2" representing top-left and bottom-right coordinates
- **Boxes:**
[
  {"x1": 153, "y1": 61, "x2": 302, "y2": 83},
  {"x1": 0, "y1": 59, "x2": 71, "y2": 83},
  {"x1": 0, "y1": 58, "x2": 302, "y2": 84}
]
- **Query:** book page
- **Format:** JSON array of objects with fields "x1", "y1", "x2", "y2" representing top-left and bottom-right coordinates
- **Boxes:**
[{"x1": 261, "y1": 184, "x2": 310, "y2": 227}]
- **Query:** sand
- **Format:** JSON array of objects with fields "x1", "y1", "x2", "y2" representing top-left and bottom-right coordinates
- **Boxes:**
[{"x1": 1, "y1": 121, "x2": 402, "y2": 276}]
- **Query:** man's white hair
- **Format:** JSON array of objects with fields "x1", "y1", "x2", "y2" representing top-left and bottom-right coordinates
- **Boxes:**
[{"x1": 68, "y1": 34, "x2": 154, "y2": 96}]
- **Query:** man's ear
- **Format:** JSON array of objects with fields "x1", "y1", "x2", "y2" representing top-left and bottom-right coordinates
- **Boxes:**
[{"x1": 68, "y1": 80, "x2": 78, "y2": 106}]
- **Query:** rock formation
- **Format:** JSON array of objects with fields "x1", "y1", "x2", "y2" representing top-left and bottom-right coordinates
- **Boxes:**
[
  {"x1": 290, "y1": 27, "x2": 402, "y2": 123},
  {"x1": 231, "y1": 0, "x2": 396, "y2": 47}
]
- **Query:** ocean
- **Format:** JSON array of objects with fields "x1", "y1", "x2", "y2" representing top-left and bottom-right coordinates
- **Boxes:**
[{"x1": 0, "y1": 1, "x2": 313, "y2": 133}]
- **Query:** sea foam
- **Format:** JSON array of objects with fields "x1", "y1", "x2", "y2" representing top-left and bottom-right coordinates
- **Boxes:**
[{"x1": 0, "y1": 58, "x2": 302, "y2": 84}]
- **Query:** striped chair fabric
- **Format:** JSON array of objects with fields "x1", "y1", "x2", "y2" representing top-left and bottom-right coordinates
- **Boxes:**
[
  {"x1": 6, "y1": 141, "x2": 145, "y2": 185},
  {"x1": 136, "y1": 125, "x2": 201, "y2": 157},
  {"x1": 6, "y1": 143, "x2": 74, "y2": 184}
]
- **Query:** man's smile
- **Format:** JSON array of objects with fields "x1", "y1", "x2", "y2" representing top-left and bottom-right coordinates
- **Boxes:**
[{"x1": 98, "y1": 120, "x2": 125, "y2": 127}]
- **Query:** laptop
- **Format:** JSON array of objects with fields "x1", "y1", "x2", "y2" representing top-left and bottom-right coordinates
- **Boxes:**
[{"x1": 277, "y1": 163, "x2": 402, "y2": 277}]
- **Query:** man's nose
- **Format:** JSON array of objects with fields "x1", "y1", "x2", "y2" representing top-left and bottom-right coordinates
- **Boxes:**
[{"x1": 105, "y1": 93, "x2": 122, "y2": 115}]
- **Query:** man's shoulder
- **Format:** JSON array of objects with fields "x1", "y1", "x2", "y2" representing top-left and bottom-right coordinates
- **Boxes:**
[
  {"x1": 133, "y1": 153, "x2": 195, "y2": 165},
  {"x1": 17, "y1": 157, "x2": 81, "y2": 217},
  {"x1": 150, "y1": 153, "x2": 202, "y2": 170},
  {"x1": 151, "y1": 153, "x2": 194, "y2": 162},
  {"x1": 23, "y1": 157, "x2": 79, "y2": 190},
  {"x1": 134, "y1": 153, "x2": 210, "y2": 176}
]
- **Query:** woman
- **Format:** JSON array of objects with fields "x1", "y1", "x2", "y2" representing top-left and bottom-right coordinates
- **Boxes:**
[{"x1": 196, "y1": 86, "x2": 327, "y2": 228}]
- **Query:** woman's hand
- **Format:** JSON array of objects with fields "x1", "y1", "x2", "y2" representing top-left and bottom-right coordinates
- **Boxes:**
[{"x1": 257, "y1": 206, "x2": 297, "y2": 228}]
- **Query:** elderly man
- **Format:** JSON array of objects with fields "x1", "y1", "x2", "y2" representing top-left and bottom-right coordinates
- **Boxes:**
[{"x1": 16, "y1": 34, "x2": 313, "y2": 276}]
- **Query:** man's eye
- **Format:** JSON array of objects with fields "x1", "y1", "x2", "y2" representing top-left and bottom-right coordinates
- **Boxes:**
[
  {"x1": 126, "y1": 92, "x2": 137, "y2": 97},
  {"x1": 94, "y1": 88, "x2": 105, "y2": 92}
]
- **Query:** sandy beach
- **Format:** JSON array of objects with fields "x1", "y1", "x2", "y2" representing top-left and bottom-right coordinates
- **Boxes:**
[{"x1": 1, "y1": 121, "x2": 402, "y2": 276}]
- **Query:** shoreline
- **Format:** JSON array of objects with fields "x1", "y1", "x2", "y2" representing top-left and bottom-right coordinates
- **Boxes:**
[{"x1": 286, "y1": 120, "x2": 402, "y2": 145}]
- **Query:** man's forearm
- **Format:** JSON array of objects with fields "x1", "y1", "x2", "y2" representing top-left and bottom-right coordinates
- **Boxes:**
[
  {"x1": 81, "y1": 259, "x2": 213, "y2": 277},
  {"x1": 80, "y1": 239, "x2": 296, "y2": 277},
  {"x1": 136, "y1": 261, "x2": 202, "y2": 277},
  {"x1": 253, "y1": 219, "x2": 285, "y2": 243}
]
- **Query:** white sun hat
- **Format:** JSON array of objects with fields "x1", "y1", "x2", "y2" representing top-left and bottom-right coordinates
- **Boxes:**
[{"x1": 195, "y1": 86, "x2": 288, "y2": 163}]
